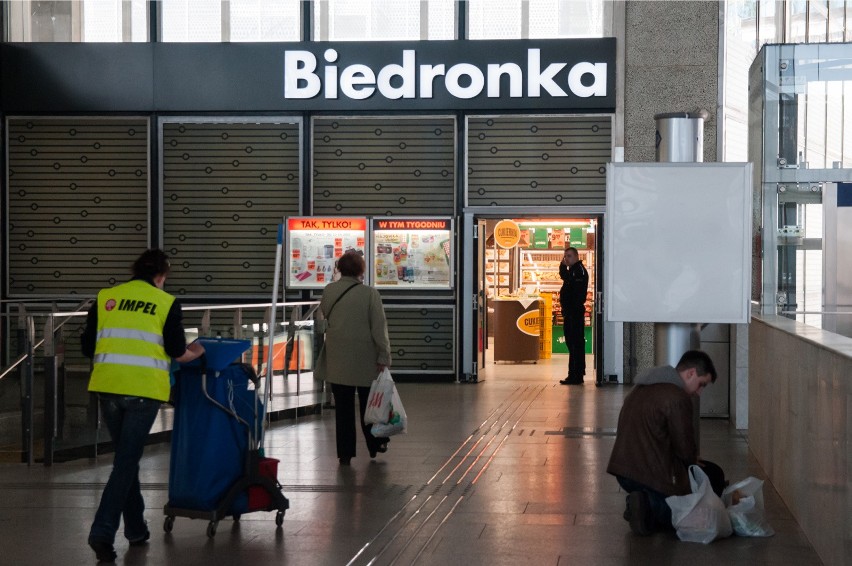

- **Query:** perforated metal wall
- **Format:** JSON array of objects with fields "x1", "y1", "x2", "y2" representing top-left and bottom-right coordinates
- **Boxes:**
[
  {"x1": 467, "y1": 116, "x2": 612, "y2": 207},
  {"x1": 161, "y1": 120, "x2": 301, "y2": 297},
  {"x1": 385, "y1": 305, "x2": 455, "y2": 373},
  {"x1": 6, "y1": 118, "x2": 149, "y2": 297},
  {"x1": 312, "y1": 117, "x2": 455, "y2": 216}
]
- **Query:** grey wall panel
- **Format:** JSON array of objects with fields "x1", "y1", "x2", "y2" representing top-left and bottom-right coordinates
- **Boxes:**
[
  {"x1": 162, "y1": 121, "x2": 300, "y2": 297},
  {"x1": 312, "y1": 118, "x2": 455, "y2": 216},
  {"x1": 385, "y1": 306, "x2": 454, "y2": 373},
  {"x1": 6, "y1": 118, "x2": 149, "y2": 296},
  {"x1": 467, "y1": 116, "x2": 611, "y2": 207}
]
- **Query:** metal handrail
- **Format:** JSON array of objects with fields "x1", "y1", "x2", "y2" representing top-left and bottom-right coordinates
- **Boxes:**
[
  {"x1": 0, "y1": 298, "x2": 92, "y2": 382},
  {"x1": 780, "y1": 310, "x2": 852, "y2": 315},
  {"x1": 1, "y1": 298, "x2": 320, "y2": 467},
  {"x1": 0, "y1": 352, "x2": 28, "y2": 382}
]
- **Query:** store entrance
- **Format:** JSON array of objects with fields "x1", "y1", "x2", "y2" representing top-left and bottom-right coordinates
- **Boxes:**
[{"x1": 472, "y1": 215, "x2": 602, "y2": 383}]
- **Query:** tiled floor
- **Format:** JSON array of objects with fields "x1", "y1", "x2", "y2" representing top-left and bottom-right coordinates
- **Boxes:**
[{"x1": 0, "y1": 356, "x2": 824, "y2": 565}]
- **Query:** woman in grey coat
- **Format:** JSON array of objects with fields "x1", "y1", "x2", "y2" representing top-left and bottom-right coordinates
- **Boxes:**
[{"x1": 315, "y1": 250, "x2": 392, "y2": 465}]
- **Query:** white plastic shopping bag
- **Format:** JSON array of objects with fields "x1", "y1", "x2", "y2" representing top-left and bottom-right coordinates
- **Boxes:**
[
  {"x1": 371, "y1": 385, "x2": 407, "y2": 437},
  {"x1": 666, "y1": 464, "x2": 733, "y2": 544},
  {"x1": 364, "y1": 368, "x2": 395, "y2": 425},
  {"x1": 722, "y1": 477, "x2": 775, "y2": 537}
]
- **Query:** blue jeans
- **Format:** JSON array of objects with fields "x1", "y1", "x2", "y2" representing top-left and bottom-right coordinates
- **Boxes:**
[
  {"x1": 89, "y1": 394, "x2": 161, "y2": 545},
  {"x1": 616, "y1": 475, "x2": 673, "y2": 529}
]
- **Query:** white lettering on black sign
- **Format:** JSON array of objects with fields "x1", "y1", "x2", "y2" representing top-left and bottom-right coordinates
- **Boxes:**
[{"x1": 284, "y1": 49, "x2": 607, "y2": 101}]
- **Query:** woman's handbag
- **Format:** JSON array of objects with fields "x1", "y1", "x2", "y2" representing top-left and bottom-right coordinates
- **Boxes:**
[
  {"x1": 666, "y1": 464, "x2": 733, "y2": 544},
  {"x1": 314, "y1": 282, "x2": 360, "y2": 364}
]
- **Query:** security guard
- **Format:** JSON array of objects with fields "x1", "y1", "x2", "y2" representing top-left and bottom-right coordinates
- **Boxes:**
[
  {"x1": 558, "y1": 246, "x2": 589, "y2": 385},
  {"x1": 82, "y1": 249, "x2": 203, "y2": 562}
]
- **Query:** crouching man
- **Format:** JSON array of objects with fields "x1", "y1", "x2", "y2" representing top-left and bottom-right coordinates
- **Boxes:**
[{"x1": 607, "y1": 350, "x2": 724, "y2": 536}]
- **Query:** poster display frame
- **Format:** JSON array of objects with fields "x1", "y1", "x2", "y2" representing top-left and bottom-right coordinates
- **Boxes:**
[
  {"x1": 284, "y1": 216, "x2": 369, "y2": 290},
  {"x1": 370, "y1": 216, "x2": 455, "y2": 291}
]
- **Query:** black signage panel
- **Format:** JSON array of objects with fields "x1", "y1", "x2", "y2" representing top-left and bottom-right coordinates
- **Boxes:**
[
  {"x1": 0, "y1": 43, "x2": 154, "y2": 112},
  {"x1": 276, "y1": 39, "x2": 616, "y2": 112},
  {"x1": 1, "y1": 39, "x2": 615, "y2": 113}
]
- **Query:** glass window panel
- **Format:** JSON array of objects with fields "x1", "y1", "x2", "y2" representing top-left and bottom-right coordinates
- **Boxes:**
[
  {"x1": 528, "y1": 0, "x2": 604, "y2": 38},
  {"x1": 797, "y1": 90, "x2": 807, "y2": 163},
  {"x1": 468, "y1": 0, "x2": 522, "y2": 39},
  {"x1": 844, "y1": 81, "x2": 852, "y2": 166},
  {"x1": 313, "y1": 0, "x2": 451, "y2": 40},
  {"x1": 805, "y1": 81, "x2": 827, "y2": 168},
  {"x1": 788, "y1": 0, "x2": 808, "y2": 42},
  {"x1": 827, "y1": 0, "x2": 845, "y2": 41},
  {"x1": 6, "y1": 0, "x2": 147, "y2": 42},
  {"x1": 795, "y1": 248, "x2": 823, "y2": 327},
  {"x1": 230, "y1": 0, "x2": 300, "y2": 41},
  {"x1": 132, "y1": 0, "x2": 148, "y2": 40},
  {"x1": 758, "y1": 0, "x2": 778, "y2": 47},
  {"x1": 83, "y1": 0, "x2": 122, "y2": 41},
  {"x1": 161, "y1": 0, "x2": 222, "y2": 42},
  {"x1": 847, "y1": 4, "x2": 852, "y2": 40},
  {"x1": 808, "y1": 0, "x2": 828, "y2": 43},
  {"x1": 825, "y1": 80, "x2": 844, "y2": 165},
  {"x1": 804, "y1": 203, "x2": 823, "y2": 238},
  {"x1": 723, "y1": 1, "x2": 758, "y2": 162},
  {"x1": 427, "y1": 0, "x2": 455, "y2": 39}
]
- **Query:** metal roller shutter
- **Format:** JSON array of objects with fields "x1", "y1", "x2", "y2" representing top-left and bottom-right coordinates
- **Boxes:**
[
  {"x1": 6, "y1": 118, "x2": 149, "y2": 297},
  {"x1": 385, "y1": 305, "x2": 455, "y2": 374},
  {"x1": 467, "y1": 115, "x2": 612, "y2": 207},
  {"x1": 312, "y1": 117, "x2": 455, "y2": 216},
  {"x1": 161, "y1": 120, "x2": 301, "y2": 297}
]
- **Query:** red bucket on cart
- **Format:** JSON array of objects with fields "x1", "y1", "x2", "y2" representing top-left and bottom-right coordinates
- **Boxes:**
[{"x1": 248, "y1": 457, "x2": 280, "y2": 511}]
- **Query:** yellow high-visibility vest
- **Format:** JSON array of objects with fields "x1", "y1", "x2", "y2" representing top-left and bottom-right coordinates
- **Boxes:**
[{"x1": 88, "y1": 279, "x2": 176, "y2": 402}]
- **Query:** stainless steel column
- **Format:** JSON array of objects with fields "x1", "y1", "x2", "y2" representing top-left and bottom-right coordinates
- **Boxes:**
[
  {"x1": 655, "y1": 111, "x2": 707, "y2": 163},
  {"x1": 654, "y1": 110, "x2": 707, "y2": 451},
  {"x1": 654, "y1": 323, "x2": 700, "y2": 367},
  {"x1": 653, "y1": 110, "x2": 707, "y2": 366}
]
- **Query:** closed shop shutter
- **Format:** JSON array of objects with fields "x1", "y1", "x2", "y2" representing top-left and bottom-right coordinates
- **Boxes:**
[
  {"x1": 467, "y1": 115, "x2": 612, "y2": 207},
  {"x1": 313, "y1": 117, "x2": 455, "y2": 216},
  {"x1": 385, "y1": 305, "x2": 455, "y2": 374},
  {"x1": 161, "y1": 120, "x2": 301, "y2": 297},
  {"x1": 7, "y1": 118, "x2": 149, "y2": 297}
]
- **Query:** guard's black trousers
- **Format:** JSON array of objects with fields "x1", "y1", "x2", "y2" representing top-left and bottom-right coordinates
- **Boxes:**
[{"x1": 563, "y1": 309, "x2": 586, "y2": 380}]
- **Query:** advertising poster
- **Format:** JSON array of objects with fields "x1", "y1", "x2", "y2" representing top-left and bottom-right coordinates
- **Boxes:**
[
  {"x1": 286, "y1": 217, "x2": 367, "y2": 289},
  {"x1": 519, "y1": 224, "x2": 588, "y2": 249},
  {"x1": 371, "y1": 218, "x2": 453, "y2": 289}
]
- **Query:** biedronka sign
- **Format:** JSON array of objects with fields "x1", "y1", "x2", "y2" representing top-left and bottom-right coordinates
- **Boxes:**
[
  {"x1": 280, "y1": 39, "x2": 616, "y2": 111},
  {"x1": 285, "y1": 48, "x2": 608, "y2": 101}
]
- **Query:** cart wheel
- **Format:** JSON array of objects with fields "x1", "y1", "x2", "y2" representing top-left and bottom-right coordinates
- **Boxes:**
[
  {"x1": 207, "y1": 521, "x2": 217, "y2": 538},
  {"x1": 164, "y1": 516, "x2": 174, "y2": 533},
  {"x1": 233, "y1": 514, "x2": 241, "y2": 522},
  {"x1": 275, "y1": 511, "x2": 285, "y2": 527}
]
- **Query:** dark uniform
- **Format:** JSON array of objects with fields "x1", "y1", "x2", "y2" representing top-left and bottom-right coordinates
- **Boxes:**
[{"x1": 559, "y1": 259, "x2": 589, "y2": 383}]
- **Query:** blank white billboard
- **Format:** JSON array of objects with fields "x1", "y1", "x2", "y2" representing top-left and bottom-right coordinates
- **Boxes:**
[{"x1": 605, "y1": 162, "x2": 753, "y2": 324}]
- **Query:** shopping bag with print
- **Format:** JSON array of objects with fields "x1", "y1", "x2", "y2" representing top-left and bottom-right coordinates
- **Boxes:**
[
  {"x1": 364, "y1": 368, "x2": 394, "y2": 425},
  {"x1": 371, "y1": 384, "x2": 408, "y2": 437}
]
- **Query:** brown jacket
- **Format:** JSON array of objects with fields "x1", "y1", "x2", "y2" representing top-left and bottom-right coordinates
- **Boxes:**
[
  {"x1": 606, "y1": 369, "x2": 697, "y2": 496},
  {"x1": 314, "y1": 276, "x2": 392, "y2": 387}
]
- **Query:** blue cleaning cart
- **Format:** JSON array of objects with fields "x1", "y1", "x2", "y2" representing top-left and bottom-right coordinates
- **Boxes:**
[{"x1": 163, "y1": 338, "x2": 289, "y2": 538}]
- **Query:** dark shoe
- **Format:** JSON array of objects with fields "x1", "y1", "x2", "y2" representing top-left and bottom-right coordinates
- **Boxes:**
[
  {"x1": 128, "y1": 530, "x2": 150, "y2": 546},
  {"x1": 627, "y1": 491, "x2": 654, "y2": 536},
  {"x1": 559, "y1": 377, "x2": 584, "y2": 385},
  {"x1": 369, "y1": 441, "x2": 389, "y2": 459},
  {"x1": 339, "y1": 457, "x2": 351, "y2": 466},
  {"x1": 89, "y1": 540, "x2": 117, "y2": 563}
]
